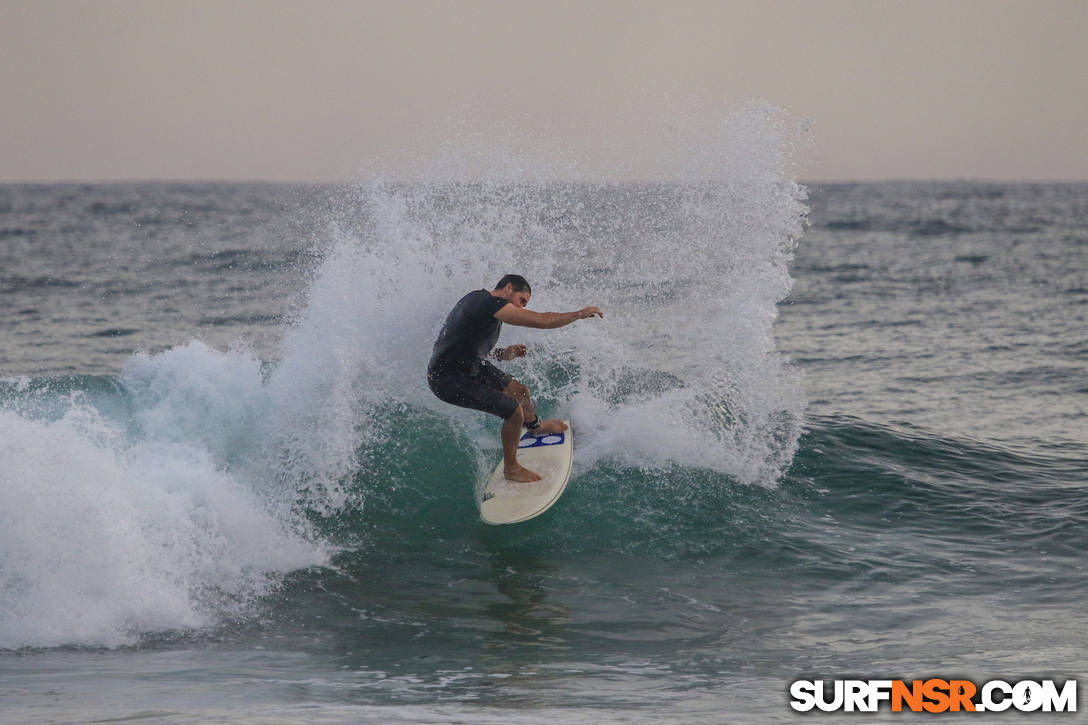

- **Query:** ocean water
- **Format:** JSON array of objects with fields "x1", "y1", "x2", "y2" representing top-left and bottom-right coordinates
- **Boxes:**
[{"x1": 2, "y1": 123, "x2": 1087, "y2": 722}]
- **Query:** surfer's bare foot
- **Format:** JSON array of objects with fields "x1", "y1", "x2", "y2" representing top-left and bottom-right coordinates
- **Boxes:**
[
  {"x1": 504, "y1": 464, "x2": 542, "y2": 483},
  {"x1": 534, "y1": 419, "x2": 568, "y2": 435}
]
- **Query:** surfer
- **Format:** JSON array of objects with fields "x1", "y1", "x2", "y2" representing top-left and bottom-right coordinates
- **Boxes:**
[{"x1": 428, "y1": 274, "x2": 603, "y2": 482}]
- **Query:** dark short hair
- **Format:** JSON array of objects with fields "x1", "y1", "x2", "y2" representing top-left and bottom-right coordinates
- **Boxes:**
[{"x1": 494, "y1": 274, "x2": 531, "y2": 294}]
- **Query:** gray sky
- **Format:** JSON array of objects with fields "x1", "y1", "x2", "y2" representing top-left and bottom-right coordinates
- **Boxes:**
[{"x1": 3, "y1": 0, "x2": 1087, "y2": 182}]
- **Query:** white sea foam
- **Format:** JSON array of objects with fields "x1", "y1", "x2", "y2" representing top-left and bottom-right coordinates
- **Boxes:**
[{"x1": 0, "y1": 345, "x2": 326, "y2": 649}]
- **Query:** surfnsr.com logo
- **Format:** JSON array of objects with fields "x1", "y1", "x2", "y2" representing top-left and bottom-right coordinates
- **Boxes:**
[{"x1": 790, "y1": 679, "x2": 1077, "y2": 713}]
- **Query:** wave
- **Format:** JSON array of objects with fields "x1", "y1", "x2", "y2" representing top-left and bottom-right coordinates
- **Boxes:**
[
  {"x1": 808, "y1": 182, "x2": 1084, "y2": 239},
  {"x1": 328, "y1": 410, "x2": 1088, "y2": 544},
  {"x1": 1, "y1": 275, "x2": 82, "y2": 293},
  {"x1": 288, "y1": 410, "x2": 1088, "y2": 630},
  {"x1": 3, "y1": 363, "x2": 1083, "y2": 651},
  {"x1": 0, "y1": 105, "x2": 808, "y2": 649},
  {"x1": 0, "y1": 363, "x2": 326, "y2": 650}
]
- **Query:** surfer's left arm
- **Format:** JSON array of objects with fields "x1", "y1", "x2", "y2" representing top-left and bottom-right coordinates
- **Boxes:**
[{"x1": 495, "y1": 305, "x2": 603, "y2": 329}]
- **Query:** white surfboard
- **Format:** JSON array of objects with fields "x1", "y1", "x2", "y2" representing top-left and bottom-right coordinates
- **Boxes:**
[{"x1": 479, "y1": 420, "x2": 574, "y2": 525}]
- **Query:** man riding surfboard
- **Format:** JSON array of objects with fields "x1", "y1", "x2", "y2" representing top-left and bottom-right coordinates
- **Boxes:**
[{"x1": 427, "y1": 274, "x2": 602, "y2": 482}]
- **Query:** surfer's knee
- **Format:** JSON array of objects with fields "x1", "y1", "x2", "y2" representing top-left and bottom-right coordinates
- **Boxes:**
[{"x1": 506, "y1": 379, "x2": 530, "y2": 402}]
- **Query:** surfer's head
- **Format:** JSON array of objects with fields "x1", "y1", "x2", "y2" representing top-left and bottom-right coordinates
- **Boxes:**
[{"x1": 494, "y1": 274, "x2": 532, "y2": 308}]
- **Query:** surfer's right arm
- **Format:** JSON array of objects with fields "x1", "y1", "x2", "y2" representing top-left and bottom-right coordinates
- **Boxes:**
[{"x1": 494, "y1": 305, "x2": 603, "y2": 329}]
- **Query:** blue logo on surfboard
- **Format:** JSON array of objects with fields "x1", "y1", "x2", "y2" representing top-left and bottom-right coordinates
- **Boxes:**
[{"x1": 518, "y1": 432, "x2": 565, "y2": 448}]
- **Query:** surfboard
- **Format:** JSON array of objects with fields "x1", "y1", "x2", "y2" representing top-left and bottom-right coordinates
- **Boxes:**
[{"x1": 479, "y1": 420, "x2": 573, "y2": 525}]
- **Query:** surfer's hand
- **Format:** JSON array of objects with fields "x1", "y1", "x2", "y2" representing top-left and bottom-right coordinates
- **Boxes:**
[
  {"x1": 498, "y1": 344, "x2": 528, "y2": 361},
  {"x1": 578, "y1": 306, "x2": 603, "y2": 319}
]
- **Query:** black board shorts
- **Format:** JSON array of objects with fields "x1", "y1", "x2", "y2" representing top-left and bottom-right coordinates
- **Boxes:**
[{"x1": 427, "y1": 362, "x2": 519, "y2": 420}]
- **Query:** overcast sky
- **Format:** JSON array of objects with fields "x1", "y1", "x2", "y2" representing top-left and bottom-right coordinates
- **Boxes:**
[{"x1": 3, "y1": 0, "x2": 1086, "y2": 182}]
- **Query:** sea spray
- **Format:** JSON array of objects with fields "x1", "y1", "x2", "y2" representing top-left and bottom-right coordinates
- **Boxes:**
[{"x1": 272, "y1": 104, "x2": 808, "y2": 497}]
